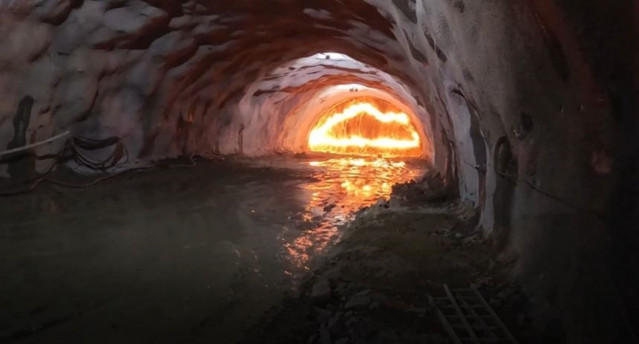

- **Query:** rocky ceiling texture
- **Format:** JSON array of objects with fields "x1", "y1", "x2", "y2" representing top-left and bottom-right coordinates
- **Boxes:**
[{"x1": 0, "y1": 0, "x2": 637, "y2": 342}]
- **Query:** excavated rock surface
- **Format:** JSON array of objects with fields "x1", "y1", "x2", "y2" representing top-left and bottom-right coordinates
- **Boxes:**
[{"x1": 1, "y1": 1, "x2": 637, "y2": 342}]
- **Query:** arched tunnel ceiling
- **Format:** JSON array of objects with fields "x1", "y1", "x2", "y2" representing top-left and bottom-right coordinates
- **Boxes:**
[
  {"x1": 236, "y1": 53, "x2": 433, "y2": 157},
  {"x1": 1, "y1": 0, "x2": 434, "y2": 164},
  {"x1": 1, "y1": 1, "x2": 638, "y2": 342}
]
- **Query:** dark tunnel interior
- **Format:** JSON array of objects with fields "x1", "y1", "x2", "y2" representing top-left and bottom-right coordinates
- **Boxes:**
[{"x1": 0, "y1": 1, "x2": 638, "y2": 343}]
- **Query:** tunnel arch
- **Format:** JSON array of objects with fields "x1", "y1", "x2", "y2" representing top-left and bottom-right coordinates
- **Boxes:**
[
  {"x1": 227, "y1": 51, "x2": 440, "y2": 164},
  {"x1": 492, "y1": 135, "x2": 517, "y2": 249},
  {"x1": 275, "y1": 85, "x2": 434, "y2": 160},
  {"x1": 0, "y1": 1, "x2": 637, "y2": 342}
]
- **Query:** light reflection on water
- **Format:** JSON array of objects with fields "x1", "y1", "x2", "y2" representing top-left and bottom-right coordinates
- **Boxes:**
[
  {"x1": 284, "y1": 157, "x2": 426, "y2": 270},
  {"x1": 0, "y1": 157, "x2": 427, "y2": 342}
]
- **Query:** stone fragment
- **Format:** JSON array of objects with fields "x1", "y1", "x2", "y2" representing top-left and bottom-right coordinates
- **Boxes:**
[
  {"x1": 311, "y1": 279, "x2": 332, "y2": 304},
  {"x1": 319, "y1": 325, "x2": 332, "y2": 344},
  {"x1": 334, "y1": 338, "x2": 349, "y2": 344},
  {"x1": 328, "y1": 311, "x2": 346, "y2": 335},
  {"x1": 314, "y1": 307, "x2": 333, "y2": 323},
  {"x1": 345, "y1": 294, "x2": 372, "y2": 310}
]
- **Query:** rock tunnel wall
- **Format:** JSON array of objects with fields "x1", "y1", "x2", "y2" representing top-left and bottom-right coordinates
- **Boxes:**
[
  {"x1": 1, "y1": 0, "x2": 637, "y2": 342},
  {"x1": 227, "y1": 53, "x2": 434, "y2": 158}
]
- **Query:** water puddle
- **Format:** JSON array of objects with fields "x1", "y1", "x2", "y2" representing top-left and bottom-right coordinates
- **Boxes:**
[
  {"x1": 0, "y1": 155, "x2": 426, "y2": 343},
  {"x1": 248, "y1": 156, "x2": 426, "y2": 273}
]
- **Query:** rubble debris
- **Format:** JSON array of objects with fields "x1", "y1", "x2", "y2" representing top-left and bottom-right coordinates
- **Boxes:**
[
  {"x1": 391, "y1": 172, "x2": 451, "y2": 204},
  {"x1": 242, "y1": 200, "x2": 537, "y2": 343},
  {"x1": 311, "y1": 279, "x2": 333, "y2": 304}
]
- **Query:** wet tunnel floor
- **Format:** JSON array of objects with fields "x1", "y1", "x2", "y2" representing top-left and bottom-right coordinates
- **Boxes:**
[{"x1": 0, "y1": 156, "x2": 427, "y2": 343}]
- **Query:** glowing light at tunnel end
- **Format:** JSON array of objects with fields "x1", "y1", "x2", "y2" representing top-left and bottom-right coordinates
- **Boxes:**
[{"x1": 308, "y1": 101, "x2": 422, "y2": 156}]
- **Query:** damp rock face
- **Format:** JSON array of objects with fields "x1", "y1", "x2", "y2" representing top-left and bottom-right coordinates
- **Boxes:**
[{"x1": 0, "y1": 1, "x2": 637, "y2": 342}]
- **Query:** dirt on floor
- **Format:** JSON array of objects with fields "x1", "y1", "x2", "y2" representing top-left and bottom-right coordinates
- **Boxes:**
[
  {"x1": 242, "y1": 183, "x2": 546, "y2": 344},
  {"x1": 1, "y1": 160, "x2": 553, "y2": 343}
]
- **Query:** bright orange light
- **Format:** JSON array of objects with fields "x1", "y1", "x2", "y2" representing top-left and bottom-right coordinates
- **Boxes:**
[
  {"x1": 286, "y1": 157, "x2": 424, "y2": 270},
  {"x1": 308, "y1": 100, "x2": 422, "y2": 157}
]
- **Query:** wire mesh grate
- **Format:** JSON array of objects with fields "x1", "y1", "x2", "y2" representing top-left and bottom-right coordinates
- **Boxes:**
[{"x1": 429, "y1": 284, "x2": 518, "y2": 344}]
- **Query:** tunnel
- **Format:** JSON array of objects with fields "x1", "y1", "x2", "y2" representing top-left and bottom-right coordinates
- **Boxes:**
[{"x1": 0, "y1": 1, "x2": 637, "y2": 343}]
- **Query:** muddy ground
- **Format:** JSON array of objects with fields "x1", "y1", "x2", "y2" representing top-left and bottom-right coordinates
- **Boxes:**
[
  {"x1": 242, "y1": 193, "x2": 553, "y2": 344},
  {"x1": 1, "y1": 158, "x2": 557, "y2": 343}
]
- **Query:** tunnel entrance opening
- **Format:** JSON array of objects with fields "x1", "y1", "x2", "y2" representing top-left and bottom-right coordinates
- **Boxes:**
[
  {"x1": 307, "y1": 97, "x2": 423, "y2": 158},
  {"x1": 300, "y1": 93, "x2": 427, "y2": 212}
]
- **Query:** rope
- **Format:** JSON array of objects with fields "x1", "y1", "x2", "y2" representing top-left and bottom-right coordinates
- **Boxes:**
[
  {"x1": 0, "y1": 156, "x2": 204, "y2": 197},
  {"x1": 0, "y1": 131, "x2": 70, "y2": 157}
]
